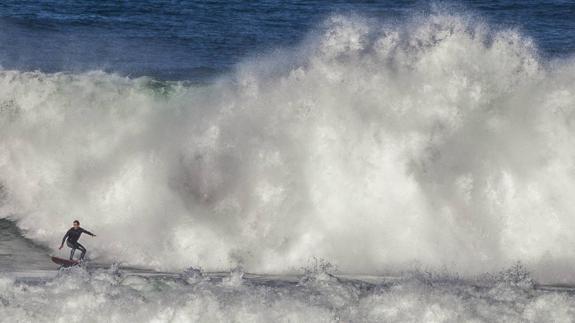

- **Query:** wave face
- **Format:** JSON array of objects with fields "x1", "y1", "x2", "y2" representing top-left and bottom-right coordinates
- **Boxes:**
[
  {"x1": 0, "y1": 219, "x2": 51, "y2": 270},
  {"x1": 1, "y1": 14, "x2": 575, "y2": 279}
]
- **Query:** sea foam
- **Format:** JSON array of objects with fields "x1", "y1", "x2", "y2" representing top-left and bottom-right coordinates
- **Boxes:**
[{"x1": 1, "y1": 14, "x2": 575, "y2": 281}]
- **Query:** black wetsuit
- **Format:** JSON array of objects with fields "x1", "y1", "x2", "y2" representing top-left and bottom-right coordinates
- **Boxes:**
[{"x1": 61, "y1": 227, "x2": 94, "y2": 260}]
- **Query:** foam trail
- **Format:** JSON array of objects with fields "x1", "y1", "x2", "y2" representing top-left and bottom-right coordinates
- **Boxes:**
[{"x1": 1, "y1": 13, "x2": 575, "y2": 281}]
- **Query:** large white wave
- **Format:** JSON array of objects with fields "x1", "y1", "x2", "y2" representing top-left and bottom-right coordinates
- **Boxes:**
[{"x1": 1, "y1": 14, "x2": 575, "y2": 280}]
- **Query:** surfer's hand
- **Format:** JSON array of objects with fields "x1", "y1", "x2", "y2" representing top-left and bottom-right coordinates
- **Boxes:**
[
  {"x1": 92, "y1": 234, "x2": 96, "y2": 237},
  {"x1": 58, "y1": 245, "x2": 63, "y2": 250}
]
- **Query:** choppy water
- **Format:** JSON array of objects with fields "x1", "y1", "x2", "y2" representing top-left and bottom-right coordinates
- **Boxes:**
[
  {"x1": 2, "y1": 1, "x2": 575, "y2": 321},
  {"x1": 3, "y1": 262, "x2": 575, "y2": 322}
]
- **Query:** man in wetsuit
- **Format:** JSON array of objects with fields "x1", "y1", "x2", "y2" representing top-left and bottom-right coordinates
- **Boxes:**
[{"x1": 59, "y1": 220, "x2": 96, "y2": 261}]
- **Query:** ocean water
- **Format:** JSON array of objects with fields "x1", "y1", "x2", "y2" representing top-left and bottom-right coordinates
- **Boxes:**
[{"x1": 2, "y1": 1, "x2": 575, "y2": 322}]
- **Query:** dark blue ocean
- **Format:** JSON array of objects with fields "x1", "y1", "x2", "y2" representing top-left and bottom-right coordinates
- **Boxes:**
[{"x1": 1, "y1": 1, "x2": 574, "y2": 80}]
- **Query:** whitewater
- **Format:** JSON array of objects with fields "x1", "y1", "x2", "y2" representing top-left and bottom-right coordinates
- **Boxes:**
[{"x1": 2, "y1": 13, "x2": 575, "y2": 321}]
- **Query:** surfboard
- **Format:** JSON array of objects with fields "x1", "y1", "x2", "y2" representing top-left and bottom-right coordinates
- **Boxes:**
[{"x1": 51, "y1": 256, "x2": 79, "y2": 267}]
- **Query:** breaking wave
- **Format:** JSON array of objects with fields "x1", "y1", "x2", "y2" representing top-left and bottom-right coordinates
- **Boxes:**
[{"x1": 1, "y1": 13, "x2": 575, "y2": 281}]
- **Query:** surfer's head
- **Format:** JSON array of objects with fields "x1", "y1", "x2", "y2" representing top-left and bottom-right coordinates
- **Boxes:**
[{"x1": 73, "y1": 220, "x2": 80, "y2": 228}]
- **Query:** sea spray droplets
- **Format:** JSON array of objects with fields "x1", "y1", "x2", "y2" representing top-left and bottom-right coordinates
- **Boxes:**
[
  {"x1": 221, "y1": 266, "x2": 245, "y2": 287},
  {"x1": 181, "y1": 266, "x2": 205, "y2": 285}
]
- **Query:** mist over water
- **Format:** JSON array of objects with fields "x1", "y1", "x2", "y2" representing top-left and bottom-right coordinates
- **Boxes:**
[{"x1": 1, "y1": 13, "x2": 575, "y2": 282}]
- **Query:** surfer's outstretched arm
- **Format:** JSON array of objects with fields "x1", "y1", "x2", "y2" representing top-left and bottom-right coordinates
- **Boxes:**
[{"x1": 81, "y1": 228, "x2": 96, "y2": 237}]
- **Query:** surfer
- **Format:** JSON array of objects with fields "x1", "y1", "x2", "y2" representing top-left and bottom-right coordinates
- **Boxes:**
[{"x1": 59, "y1": 220, "x2": 96, "y2": 261}]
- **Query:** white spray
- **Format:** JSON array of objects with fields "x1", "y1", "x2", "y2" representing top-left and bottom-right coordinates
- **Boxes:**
[{"x1": 1, "y1": 14, "x2": 575, "y2": 281}]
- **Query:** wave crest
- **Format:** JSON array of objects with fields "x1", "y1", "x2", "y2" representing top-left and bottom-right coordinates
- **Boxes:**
[{"x1": 1, "y1": 14, "x2": 575, "y2": 281}]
